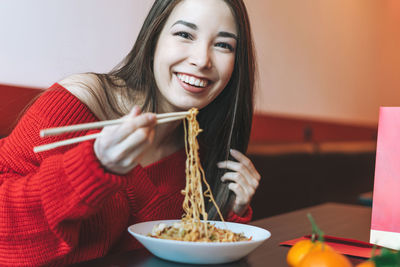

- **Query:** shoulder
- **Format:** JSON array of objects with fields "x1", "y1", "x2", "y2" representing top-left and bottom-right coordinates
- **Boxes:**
[
  {"x1": 59, "y1": 73, "x2": 100, "y2": 89},
  {"x1": 28, "y1": 82, "x2": 97, "y2": 125},
  {"x1": 58, "y1": 73, "x2": 114, "y2": 120},
  {"x1": 58, "y1": 73, "x2": 101, "y2": 104}
]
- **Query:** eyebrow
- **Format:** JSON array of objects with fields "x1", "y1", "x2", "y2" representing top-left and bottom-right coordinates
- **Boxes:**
[
  {"x1": 218, "y1": 31, "x2": 238, "y2": 41},
  {"x1": 172, "y1": 20, "x2": 197, "y2": 30},
  {"x1": 171, "y1": 20, "x2": 238, "y2": 41}
]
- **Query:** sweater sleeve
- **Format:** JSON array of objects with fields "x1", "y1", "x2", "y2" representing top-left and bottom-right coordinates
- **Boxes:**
[
  {"x1": 226, "y1": 206, "x2": 253, "y2": 224},
  {"x1": 0, "y1": 86, "x2": 135, "y2": 266}
]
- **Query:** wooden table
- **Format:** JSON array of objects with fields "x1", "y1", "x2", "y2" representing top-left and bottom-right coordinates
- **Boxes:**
[{"x1": 74, "y1": 202, "x2": 372, "y2": 266}]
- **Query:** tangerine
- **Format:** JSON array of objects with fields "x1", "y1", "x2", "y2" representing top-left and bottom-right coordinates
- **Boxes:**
[
  {"x1": 286, "y1": 239, "x2": 333, "y2": 267},
  {"x1": 355, "y1": 260, "x2": 375, "y2": 267},
  {"x1": 297, "y1": 249, "x2": 353, "y2": 267}
]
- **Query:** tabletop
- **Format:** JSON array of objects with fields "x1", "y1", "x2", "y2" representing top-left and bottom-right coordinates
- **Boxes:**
[{"x1": 74, "y1": 202, "x2": 372, "y2": 267}]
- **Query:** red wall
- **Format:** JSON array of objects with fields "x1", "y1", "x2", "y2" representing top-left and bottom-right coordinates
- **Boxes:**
[
  {"x1": 250, "y1": 113, "x2": 377, "y2": 143},
  {"x1": 0, "y1": 84, "x2": 377, "y2": 142}
]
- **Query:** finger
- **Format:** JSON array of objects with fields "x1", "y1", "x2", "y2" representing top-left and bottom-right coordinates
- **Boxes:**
[
  {"x1": 112, "y1": 126, "x2": 153, "y2": 161},
  {"x1": 218, "y1": 150, "x2": 254, "y2": 174},
  {"x1": 102, "y1": 106, "x2": 140, "y2": 137},
  {"x1": 230, "y1": 149, "x2": 259, "y2": 179},
  {"x1": 222, "y1": 172, "x2": 255, "y2": 198},
  {"x1": 129, "y1": 105, "x2": 142, "y2": 116},
  {"x1": 97, "y1": 106, "x2": 143, "y2": 146},
  {"x1": 221, "y1": 172, "x2": 251, "y2": 191},
  {"x1": 121, "y1": 110, "x2": 156, "y2": 133},
  {"x1": 217, "y1": 160, "x2": 241, "y2": 172},
  {"x1": 116, "y1": 112, "x2": 156, "y2": 141},
  {"x1": 227, "y1": 182, "x2": 250, "y2": 206},
  {"x1": 230, "y1": 149, "x2": 261, "y2": 185},
  {"x1": 100, "y1": 132, "x2": 150, "y2": 173},
  {"x1": 98, "y1": 117, "x2": 154, "y2": 150},
  {"x1": 217, "y1": 160, "x2": 257, "y2": 188}
]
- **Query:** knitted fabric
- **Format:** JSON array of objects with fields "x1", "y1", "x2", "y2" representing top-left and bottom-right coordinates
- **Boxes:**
[{"x1": 0, "y1": 84, "x2": 252, "y2": 266}]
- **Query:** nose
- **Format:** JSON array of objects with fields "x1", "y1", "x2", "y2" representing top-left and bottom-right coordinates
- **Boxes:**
[{"x1": 189, "y1": 42, "x2": 212, "y2": 69}]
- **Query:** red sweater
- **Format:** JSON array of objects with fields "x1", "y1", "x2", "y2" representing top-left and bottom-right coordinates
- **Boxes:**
[{"x1": 0, "y1": 84, "x2": 252, "y2": 266}]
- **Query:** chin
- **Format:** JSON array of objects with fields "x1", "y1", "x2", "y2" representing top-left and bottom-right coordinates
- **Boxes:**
[
  {"x1": 172, "y1": 101, "x2": 206, "y2": 111},
  {"x1": 166, "y1": 94, "x2": 213, "y2": 111},
  {"x1": 183, "y1": 104, "x2": 207, "y2": 111}
]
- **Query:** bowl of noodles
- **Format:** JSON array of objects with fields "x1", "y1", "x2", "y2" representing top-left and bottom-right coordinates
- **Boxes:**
[
  {"x1": 128, "y1": 109, "x2": 270, "y2": 264},
  {"x1": 128, "y1": 219, "x2": 271, "y2": 264}
]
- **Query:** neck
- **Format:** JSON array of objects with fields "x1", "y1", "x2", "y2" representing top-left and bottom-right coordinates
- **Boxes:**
[
  {"x1": 138, "y1": 119, "x2": 184, "y2": 167},
  {"x1": 152, "y1": 94, "x2": 188, "y2": 149},
  {"x1": 153, "y1": 120, "x2": 184, "y2": 149},
  {"x1": 133, "y1": 91, "x2": 189, "y2": 166}
]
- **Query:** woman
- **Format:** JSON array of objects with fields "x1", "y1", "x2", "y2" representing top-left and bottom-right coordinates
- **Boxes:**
[{"x1": 0, "y1": 0, "x2": 260, "y2": 266}]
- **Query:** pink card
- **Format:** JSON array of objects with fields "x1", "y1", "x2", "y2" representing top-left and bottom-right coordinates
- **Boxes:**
[{"x1": 370, "y1": 107, "x2": 400, "y2": 250}]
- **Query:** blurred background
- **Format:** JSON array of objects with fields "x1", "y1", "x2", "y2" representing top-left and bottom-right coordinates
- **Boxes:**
[{"x1": 1, "y1": 0, "x2": 399, "y2": 220}]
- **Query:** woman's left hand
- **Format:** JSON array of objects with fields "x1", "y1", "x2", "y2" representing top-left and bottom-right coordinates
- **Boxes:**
[{"x1": 217, "y1": 149, "x2": 261, "y2": 216}]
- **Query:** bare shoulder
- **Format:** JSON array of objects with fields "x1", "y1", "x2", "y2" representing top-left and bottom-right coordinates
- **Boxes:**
[
  {"x1": 59, "y1": 74, "x2": 133, "y2": 120},
  {"x1": 59, "y1": 73, "x2": 100, "y2": 96},
  {"x1": 58, "y1": 73, "x2": 111, "y2": 120}
]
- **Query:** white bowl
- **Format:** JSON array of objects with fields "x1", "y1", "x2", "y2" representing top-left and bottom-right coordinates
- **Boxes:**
[{"x1": 128, "y1": 220, "x2": 271, "y2": 265}]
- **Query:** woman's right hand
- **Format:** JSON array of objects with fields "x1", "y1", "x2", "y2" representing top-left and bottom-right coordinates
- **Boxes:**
[{"x1": 93, "y1": 106, "x2": 156, "y2": 174}]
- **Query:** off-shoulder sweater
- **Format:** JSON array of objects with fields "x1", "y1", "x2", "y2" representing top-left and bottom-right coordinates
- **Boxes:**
[{"x1": 0, "y1": 83, "x2": 252, "y2": 266}]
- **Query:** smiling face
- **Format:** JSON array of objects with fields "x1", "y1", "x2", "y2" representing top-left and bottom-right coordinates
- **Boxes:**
[{"x1": 153, "y1": 0, "x2": 237, "y2": 112}]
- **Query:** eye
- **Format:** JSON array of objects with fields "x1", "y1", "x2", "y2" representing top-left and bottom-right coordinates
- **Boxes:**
[
  {"x1": 174, "y1": 31, "x2": 193, "y2": 40},
  {"x1": 215, "y1": 42, "x2": 234, "y2": 52}
]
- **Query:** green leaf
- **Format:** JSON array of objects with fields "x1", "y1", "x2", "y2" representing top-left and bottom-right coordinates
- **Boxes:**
[
  {"x1": 307, "y1": 213, "x2": 325, "y2": 243},
  {"x1": 372, "y1": 248, "x2": 400, "y2": 267}
]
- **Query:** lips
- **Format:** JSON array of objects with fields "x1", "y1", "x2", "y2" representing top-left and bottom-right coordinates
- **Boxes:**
[
  {"x1": 176, "y1": 73, "x2": 211, "y2": 94},
  {"x1": 177, "y1": 73, "x2": 209, "y2": 87}
]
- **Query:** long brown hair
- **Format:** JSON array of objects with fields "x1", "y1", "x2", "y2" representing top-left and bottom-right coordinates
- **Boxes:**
[{"x1": 97, "y1": 0, "x2": 256, "y2": 220}]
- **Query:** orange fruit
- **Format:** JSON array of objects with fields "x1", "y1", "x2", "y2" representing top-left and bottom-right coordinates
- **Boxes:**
[
  {"x1": 355, "y1": 261, "x2": 375, "y2": 267},
  {"x1": 287, "y1": 239, "x2": 333, "y2": 267},
  {"x1": 297, "y1": 249, "x2": 353, "y2": 267}
]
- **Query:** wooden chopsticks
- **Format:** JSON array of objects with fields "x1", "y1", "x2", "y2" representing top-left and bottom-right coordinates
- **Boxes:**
[
  {"x1": 40, "y1": 111, "x2": 190, "y2": 137},
  {"x1": 34, "y1": 133, "x2": 102, "y2": 153},
  {"x1": 34, "y1": 111, "x2": 190, "y2": 153}
]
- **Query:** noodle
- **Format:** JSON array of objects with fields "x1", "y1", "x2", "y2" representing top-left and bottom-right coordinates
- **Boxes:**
[{"x1": 150, "y1": 108, "x2": 250, "y2": 242}]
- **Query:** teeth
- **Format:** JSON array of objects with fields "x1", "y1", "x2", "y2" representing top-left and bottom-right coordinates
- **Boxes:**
[{"x1": 177, "y1": 73, "x2": 208, "y2": 87}]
